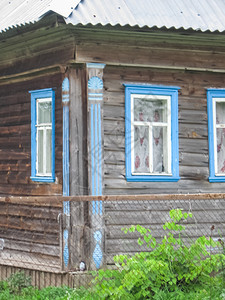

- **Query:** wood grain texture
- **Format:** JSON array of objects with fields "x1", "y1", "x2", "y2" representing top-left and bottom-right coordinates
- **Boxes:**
[
  {"x1": 102, "y1": 65, "x2": 225, "y2": 195},
  {"x1": 104, "y1": 198, "x2": 225, "y2": 258},
  {"x1": 0, "y1": 198, "x2": 62, "y2": 271},
  {"x1": 0, "y1": 73, "x2": 63, "y2": 196},
  {"x1": 69, "y1": 66, "x2": 88, "y2": 196}
]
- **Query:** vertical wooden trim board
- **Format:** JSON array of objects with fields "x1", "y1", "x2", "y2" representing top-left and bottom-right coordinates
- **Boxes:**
[
  {"x1": 87, "y1": 63, "x2": 105, "y2": 269},
  {"x1": 62, "y1": 77, "x2": 70, "y2": 269},
  {"x1": 62, "y1": 77, "x2": 70, "y2": 197}
]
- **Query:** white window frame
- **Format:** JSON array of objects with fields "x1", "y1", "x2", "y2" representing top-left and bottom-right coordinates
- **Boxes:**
[
  {"x1": 130, "y1": 94, "x2": 172, "y2": 176},
  {"x1": 36, "y1": 98, "x2": 52, "y2": 177}
]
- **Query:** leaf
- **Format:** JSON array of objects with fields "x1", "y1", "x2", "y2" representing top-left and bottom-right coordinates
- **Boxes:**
[
  {"x1": 129, "y1": 225, "x2": 136, "y2": 233},
  {"x1": 138, "y1": 238, "x2": 144, "y2": 246}
]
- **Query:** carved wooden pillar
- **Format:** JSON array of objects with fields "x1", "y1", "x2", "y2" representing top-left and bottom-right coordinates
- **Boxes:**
[
  {"x1": 62, "y1": 76, "x2": 70, "y2": 270},
  {"x1": 87, "y1": 63, "x2": 105, "y2": 269}
]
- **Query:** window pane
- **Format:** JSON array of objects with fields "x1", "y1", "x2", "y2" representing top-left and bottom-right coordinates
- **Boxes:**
[
  {"x1": 133, "y1": 97, "x2": 167, "y2": 123},
  {"x1": 152, "y1": 126, "x2": 167, "y2": 173},
  {"x1": 46, "y1": 129, "x2": 52, "y2": 174},
  {"x1": 133, "y1": 126, "x2": 149, "y2": 173},
  {"x1": 37, "y1": 129, "x2": 44, "y2": 174},
  {"x1": 216, "y1": 102, "x2": 225, "y2": 124},
  {"x1": 216, "y1": 128, "x2": 225, "y2": 173},
  {"x1": 38, "y1": 100, "x2": 52, "y2": 124}
]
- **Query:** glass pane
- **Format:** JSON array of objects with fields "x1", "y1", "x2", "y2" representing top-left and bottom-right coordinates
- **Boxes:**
[
  {"x1": 46, "y1": 129, "x2": 52, "y2": 174},
  {"x1": 37, "y1": 129, "x2": 44, "y2": 174},
  {"x1": 216, "y1": 102, "x2": 225, "y2": 124},
  {"x1": 216, "y1": 128, "x2": 225, "y2": 173},
  {"x1": 133, "y1": 97, "x2": 167, "y2": 123},
  {"x1": 152, "y1": 126, "x2": 167, "y2": 173},
  {"x1": 37, "y1": 100, "x2": 52, "y2": 124},
  {"x1": 133, "y1": 126, "x2": 149, "y2": 173}
]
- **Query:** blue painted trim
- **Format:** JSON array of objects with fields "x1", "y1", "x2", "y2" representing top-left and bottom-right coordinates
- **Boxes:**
[
  {"x1": 62, "y1": 77, "x2": 69, "y2": 92},
  {"x1": 63, "y1": 229, "x2": 69, "y2": 267},
  {"x1": 207, "y1": 88, "x2": 225, "y2": 182},
  {"x1": 89, "y1": 97, "x2": 103, "y2": 101},
  {"x1": 124, "y1": 83, "x2": 180, "y2": 90},
  {"x1": 91, "y1": 104, "x2": 96, "y2": 214},
  {"x1": 30, "y1": 176, "x2": 55, "y2": 182},
  {"x1": 88, "y1": 76, "x2": 104, "y2": 90},
  {"x1": 63, "y1": 201, "x2": 70, "y2": 215},
  {"x1": 124, "y1": 84, "x2": 180, "y2": 182},
  {"x1": 62, "y1": 96, "x2": 69, "y2": 102},
  {"x1": 86, "y1": 63, "x2": 106, "y2": 69},
  {"x1": 89, "y1": 93, "x2": 103, "y2": 96},
  {"x1": 98, "y1": 103, "x2": 102, "y2": 197},
  {"x1": 62, "y1": 77, "x2": 70, "y2": 196},
  {"x1": 91, "y1": 104, "x2": 95, "y2": 196},
  {"x1": 63, "y1": 105, "x2": 70, "y2": 196},
  {"x1": 88, "y1": 74, "x2": 104, "y2": 270},
  {"x1": 29, "y1": 88, "x2": 55, "y2": 183},
  {"x1": 62, "y1": 77, "x2": 70, "y2": 269},
  {"x1": 95, "y1": 104, "x2": 99, "y2": 196}
]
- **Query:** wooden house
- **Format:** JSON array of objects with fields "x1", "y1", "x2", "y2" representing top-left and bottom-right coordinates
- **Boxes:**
[{"x1": 1, "y1": 0, "x2": 225, "y2": 281}]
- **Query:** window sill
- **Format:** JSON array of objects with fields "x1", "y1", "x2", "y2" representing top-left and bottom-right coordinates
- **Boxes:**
[
  {"x1": 209, "y1": 176, "x2": 225, "y2": 182},
  {"x1": 126, "y1": 175, "x2": 180, "y2": 182},
  {"x1": 30, "y1": 176, "x2": 55, "y2": 183}
]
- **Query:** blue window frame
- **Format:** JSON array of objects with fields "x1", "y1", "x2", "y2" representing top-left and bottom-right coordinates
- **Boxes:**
[
  {"x1": 124, "y1": 84, "x2": 180, "y2": 182},
  {"x1": 29, "y1": 88, "x2": 55, "y2": 182},
  {"x1": 207, "y1": 88, "x2": 225, "y2": 182}
]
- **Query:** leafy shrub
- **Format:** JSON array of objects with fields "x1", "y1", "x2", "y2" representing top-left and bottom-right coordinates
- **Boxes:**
[
  {"x1": 7, "y1": 271, "x2": 31, "y2": 294},
  {"x1": 89, "y1": 209, "x2": 225, "y2": 299}
]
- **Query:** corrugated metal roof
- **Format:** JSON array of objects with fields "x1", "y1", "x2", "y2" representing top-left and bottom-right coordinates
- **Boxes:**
[
  {"x1": 66, "y1": 0, "x2": 225, "y2": 32},
  {"x1": 1, "y1": 0, "x2": 225, "y2": 33},
  {"x1": 0, "y1": 0, "x2": 79, "y2": 32}
]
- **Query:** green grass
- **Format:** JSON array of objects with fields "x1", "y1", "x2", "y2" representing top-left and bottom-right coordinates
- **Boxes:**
[{"x1": 0, "y1": 276, "x2": 225, "y2": 300}]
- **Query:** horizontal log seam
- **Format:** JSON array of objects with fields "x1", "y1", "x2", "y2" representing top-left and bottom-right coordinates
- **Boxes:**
[
  {"x1": 1, "y1": 193, "x2": 225, "y2": 203},
  {"x1": 70, "y1": 60, "x2": 225, "y2": 74}
]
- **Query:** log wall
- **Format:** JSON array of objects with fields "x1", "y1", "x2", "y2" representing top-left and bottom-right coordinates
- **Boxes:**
[
  {"x1": 105, "y1": 196, "x2": 225, "y2": 265},
  {"x1": 103, "y1": 65, "x2": 225, "y2": 194},
  {"x1": 0, "y1": 72, "x2": 63, "y2": 196},
  {"x1": 0, "y1": 197, "x2": 62, "y2": 272}
]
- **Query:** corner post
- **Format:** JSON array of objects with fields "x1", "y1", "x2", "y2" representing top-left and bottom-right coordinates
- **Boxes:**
[
  {"x1": 87, "y1": 63, "x2": 105, "y2": 269},
  {"x1": 62, "y1": 77, "x2": 70, "y2": 270}
]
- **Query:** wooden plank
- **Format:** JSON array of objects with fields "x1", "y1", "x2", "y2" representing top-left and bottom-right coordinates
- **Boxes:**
[
  {"x1": 70, "y1": 201, "x2": 90, "y2": 270},
  {"x1": 1, "y1": 194, "x2": 225, "y2": 203},
  {"x1": 0, "y1": 196, "x2": 63, "y2": 207},
  {"x1": 69, "y1": 67, "x2": 88, "y2": 196},
  {"x1": 105, "y1": 209, "x2": 225, "y2": 226},
  {"x1": 104, "y1": 199, "x2": 225, "y2": 211},
  {"x1": 104, "y1": 120, "x2": 125, "y2": 135},
  {"x1": 0, "y1": 228, "x2": 59, "y2": 245},
  {"x1": 0, "y1": 251, "x2": 61, "y2": 272},
  {"x1": 179, "y1": 166, "x2": 208, "y2": 180},
  {"x1": 76, "y1": 42, "x2": 225, "y2": 70},
  {"x1": 179, "y1": 138, "x2": 208, "y2": 153},
  {"x1": 179, "y1": 109, "x2": 207, "y2": 125},
  {"x1": 0, "y1": 215, "x2": 59, "y2": 233},
  {"x1": 106, "y1": 223, "x2": 225, "y2": 239},
  {"x1": 0, "y1": 203, "x2": 60, "y2": 219},
  {"x1": 106, "y1": 236, "x2": 219, "y2": 254},
  {"x1": 180, "y1": 152, "x2": 208, "y2": 167},
  {"x1": 3, "y1": 239, "x2": 59, "y2": 257}
]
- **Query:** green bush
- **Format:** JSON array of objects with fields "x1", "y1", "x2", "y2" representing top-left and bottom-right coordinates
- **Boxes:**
[
  {"x1": 88, "y1": 209, "x2": 225, "y2": 299},
  {"x1": 1, "y1": 209, "x2": 224, "y2": 299},
  {"x1": 7, "y1": 271, "x2": 31, "y2": 294}
]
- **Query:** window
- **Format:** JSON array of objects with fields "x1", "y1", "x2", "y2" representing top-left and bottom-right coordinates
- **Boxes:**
[
  {"x1": 29, "y1": 88, "x2": 55, "y2": 182},
  {"x1": 207, "y1": 88, "x2": 225, "y2": 182},
  {"x1": 124, "y1": 84, "x2": 180, "y2": 182}
]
